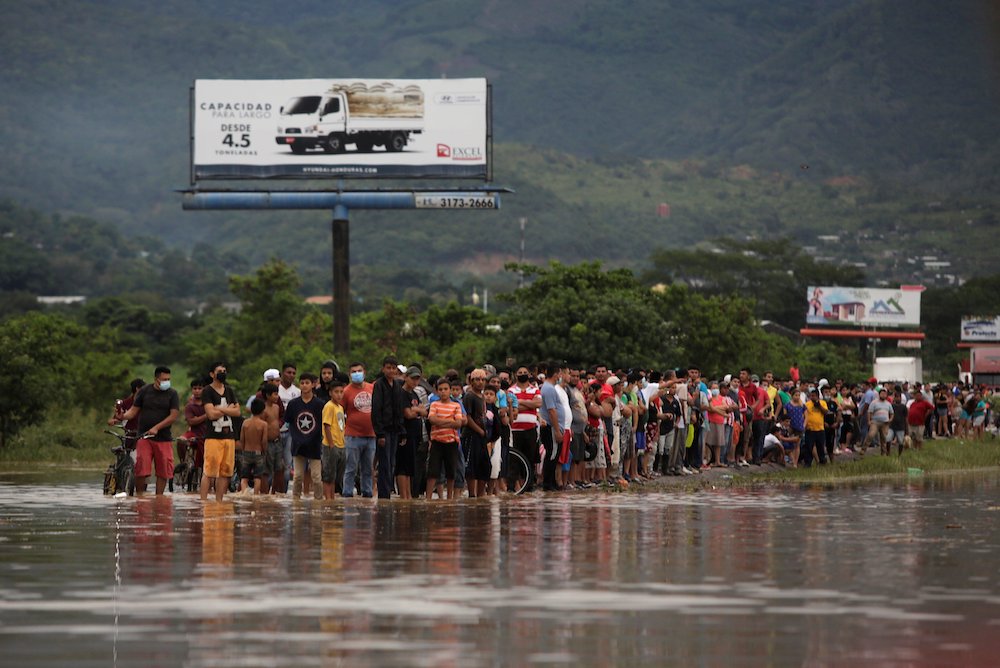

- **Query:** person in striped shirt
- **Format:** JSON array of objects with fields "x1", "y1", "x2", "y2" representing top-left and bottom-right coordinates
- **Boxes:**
[
  {"x1": 426, "y1": 377, "x2": 466, "y2": 500},
  {"x1": 510, "y1": 365, "x2": 542, "y2": 492}
]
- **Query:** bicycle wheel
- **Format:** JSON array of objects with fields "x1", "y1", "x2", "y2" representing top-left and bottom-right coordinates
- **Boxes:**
[
  {"x1": 120, "y1": 465, "x2": 135, "y2": 497},
  {"x1": 103, "y1": 466, "x2": 116, "y2": 495},
  {"x1": 506, "y1": 448, "x2": 530, "y2": 495},
  {"x1": 186, "y1": 467, "x2": 202, "y2": 493}
]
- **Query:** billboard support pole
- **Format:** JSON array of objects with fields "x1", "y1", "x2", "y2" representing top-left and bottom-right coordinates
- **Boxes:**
[{"x1": 332, "y1": 205, "x2": 350, "y2": 356}]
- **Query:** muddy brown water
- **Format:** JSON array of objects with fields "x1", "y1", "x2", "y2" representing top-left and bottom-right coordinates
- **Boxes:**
[{"x1": 1, "y1": 470, "x2": 999, "y2": 666}]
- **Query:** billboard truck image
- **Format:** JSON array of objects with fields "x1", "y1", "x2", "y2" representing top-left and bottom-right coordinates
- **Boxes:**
[{"x1": 276, "y1": 82, "x2": 424, "y2": 154}]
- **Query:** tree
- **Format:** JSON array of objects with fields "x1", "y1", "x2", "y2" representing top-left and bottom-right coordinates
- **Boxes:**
[
  {"x1": 492, "y1": 261, "x2": 675, "y2": 369},
  {"x1": 0, "y1": 313, "x2": 77, "y2": 447},
  {"x1": 921, "y1": 273, "x2": 1000, "y2": 378},
  {"x1": 643, "y1": 237, "x2": 866, "y2": 328},
  {"x1": 656, "y1": 284, "x2": 760, "y2": 377}
]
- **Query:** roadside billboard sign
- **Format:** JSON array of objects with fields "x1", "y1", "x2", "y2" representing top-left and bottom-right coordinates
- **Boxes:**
[
  {"x1": 806, "y1": 286, "x2": 921, "y2": 328},
  {"x1": 192, "y1": 78, "x2": 489, "y2": 181},
  {"x1": 971, "y1": 346, "x2": 1000, "y2": 373},
  {"x1": 961, "y1": 316, "x2": 1000, "y2": 341}
]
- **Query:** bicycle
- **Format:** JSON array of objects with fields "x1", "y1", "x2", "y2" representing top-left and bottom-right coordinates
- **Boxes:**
[
  {"x1": 505, "y1": 447, "x2": 531, "y2": 495},
  {"x1": 170, "y1": 436, "x2": 203, "y2": 493},
  {"x1": 102, "y1": 429, "x2": 137, "y2": 497}
]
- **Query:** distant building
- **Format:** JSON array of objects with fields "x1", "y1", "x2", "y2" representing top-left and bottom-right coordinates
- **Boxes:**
[
  {"x1": 305, "y1": 296, "x2": 333, "y2": 305},
  {"x1": 36, "y1": 296, "x2": 86, "y2": 305}
]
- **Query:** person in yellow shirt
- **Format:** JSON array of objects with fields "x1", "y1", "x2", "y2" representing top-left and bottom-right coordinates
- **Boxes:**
[
  {"x1": 322, "y1": 380, "x2": 347, "y2": 499},
  {"x1": 802, "y1": 388, "x2": 829, "y2": 468}
]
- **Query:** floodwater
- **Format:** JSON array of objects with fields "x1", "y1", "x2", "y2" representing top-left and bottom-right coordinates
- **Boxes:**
[{"x1": 1, "y1": 472, "x2": 999, "y2": 667}]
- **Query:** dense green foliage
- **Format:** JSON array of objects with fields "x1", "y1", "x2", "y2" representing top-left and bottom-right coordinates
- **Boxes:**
[
  {"x1": 491, "y1": 262, "x2": 675, "y2": 369},
  {"x1": 0, "y1": 312, "x2": 142, "y2": 446},
  {"x1": 644, "y1": 238, "x2": 867, "y2": 328}
]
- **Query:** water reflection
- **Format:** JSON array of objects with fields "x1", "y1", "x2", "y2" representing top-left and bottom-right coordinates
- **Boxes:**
[{"x1": 0, "y1": 472, "x2": 999, "y2": 666}]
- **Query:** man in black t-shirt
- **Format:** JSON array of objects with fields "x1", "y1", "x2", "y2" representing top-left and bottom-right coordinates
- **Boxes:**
[
  {"x1": 201, "y1": 362, "x2": 242, "y2": 501},
  {"x1": 463, "y1": 369, "x2": 489, "y2": 497},
  {"x1": 397, "y1": 366, "x2": 426, "y2": 500},
  {"x1": 120, "y1": 366, "x2": 179, "y2": 495}
]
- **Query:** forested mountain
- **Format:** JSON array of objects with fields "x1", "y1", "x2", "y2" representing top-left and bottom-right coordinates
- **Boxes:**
[{"x1": 1, "y1": 0, "x2": 998, "y2": 294}]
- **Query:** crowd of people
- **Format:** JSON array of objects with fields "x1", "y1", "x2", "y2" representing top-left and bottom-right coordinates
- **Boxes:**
[{"x1": 108, "y1": 358, "x2": 998, "y2": 499}]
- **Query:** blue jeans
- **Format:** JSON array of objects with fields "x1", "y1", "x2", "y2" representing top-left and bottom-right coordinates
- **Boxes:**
[
  {"x1": 376, "y1": 432, "x2": 399, "y2": 499},
  {"x1": 343, "y1": 436, "x2": 375, "y2": 497}
]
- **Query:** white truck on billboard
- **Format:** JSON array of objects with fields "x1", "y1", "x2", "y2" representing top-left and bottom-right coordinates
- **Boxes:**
[{"x1": 275, "y1": 82, "x2": 424, "y2": 154}]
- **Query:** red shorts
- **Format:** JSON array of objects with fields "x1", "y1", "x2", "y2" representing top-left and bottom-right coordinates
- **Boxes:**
[{"x1": 135, "y1": 439, "x2": 174, "y2": 479}]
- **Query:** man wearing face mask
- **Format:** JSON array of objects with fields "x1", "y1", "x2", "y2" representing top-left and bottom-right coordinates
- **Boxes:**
[
  {"x1": 120, "y1": 366, "x2": 179, "y2": 495},
  {"x1": 343, "y1": 362, "x2": 376, "y2": 498},
  {"x1": 510, "y1": 365, "x2": 542, "y2": 491}
]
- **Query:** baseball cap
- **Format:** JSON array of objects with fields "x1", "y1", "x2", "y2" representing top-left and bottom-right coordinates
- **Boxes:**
[
  {"x1": 607, "y1": 375, "x2": 621, "y2": 386},
  {"x1": 405, "y1": 365, "x2": 422, "y2": 378},
  {"x1": 397, "y1": 364, "x2": 407, "y2": 374},
  {"x1": 263, "y1": 368, "x2": 280, "y2": 381}
]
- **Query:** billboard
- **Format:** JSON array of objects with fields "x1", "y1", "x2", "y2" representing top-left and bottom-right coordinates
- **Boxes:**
[
  {"x1": 806, "y1": 286, "x2": 921, "y2": 328},
  {"x1": 961, "y1": 316, "x2": 1000, "y2": 341},
  {"x1": 971, "y1": 346, "x2": 1000, "y2": 373},
  {"x1": 192, "y1": 78, "x2": 489, "y2": 181}
]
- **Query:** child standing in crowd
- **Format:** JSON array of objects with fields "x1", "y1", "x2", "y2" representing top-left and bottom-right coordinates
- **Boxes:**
[
  {"x1": 322, "y1": 380, "x2": 347, "y2": 499},
  {"x1": 261, "y1": 385, "x2": 285, "y2": 494},
  {"x1": 239, "y1": 399, "x2": 268, "y2": 494},
  {"x1": 427, "y1": 377, "x2": 464, "y2": 500},
  {"x1": 285, "y1": 372, "x2": 325, "y2": 500}
]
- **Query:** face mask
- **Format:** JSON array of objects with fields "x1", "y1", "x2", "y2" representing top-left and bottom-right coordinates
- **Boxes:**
[
  {"x1": 350, "y1": 371, "x2": 364, "y2": 384},
  {"x1": 158, "y1": 380, "x2": 171, "y2": 391},
  {"x1": 641, "y1": 379, "x2": 648, "y2": 389},
  {"x1": 215, "y1": 372, "x2": 227, "y2": 383},
  {"x1": 517, "y1": 374, "x2": 529, "y2": 383},
  {"x1": 711, "y1": 388, "x2": 720, "y2": 397}
]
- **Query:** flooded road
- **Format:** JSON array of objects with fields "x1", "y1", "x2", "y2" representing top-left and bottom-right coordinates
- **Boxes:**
[{"x1": 1, "y1": 471, "x2": 999, "y2": 666}]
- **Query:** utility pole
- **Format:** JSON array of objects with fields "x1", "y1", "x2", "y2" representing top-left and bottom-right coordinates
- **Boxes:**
[
  {"x1": 332, "y1": 204, "x2": 350, "y2": 355},
  {"x1": 518, "y1": 216, "x2": 526, "y2": 288}
]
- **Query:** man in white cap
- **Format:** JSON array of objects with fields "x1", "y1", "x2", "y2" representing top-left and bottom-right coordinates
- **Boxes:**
[{"x1": 247, "y1": 368, "x2": 282, "y2": 409}]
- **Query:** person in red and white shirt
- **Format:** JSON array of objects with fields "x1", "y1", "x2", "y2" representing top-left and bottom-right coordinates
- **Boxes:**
[{"x1": 510, "y1": 365, "x2": 542, "y2": 489}]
